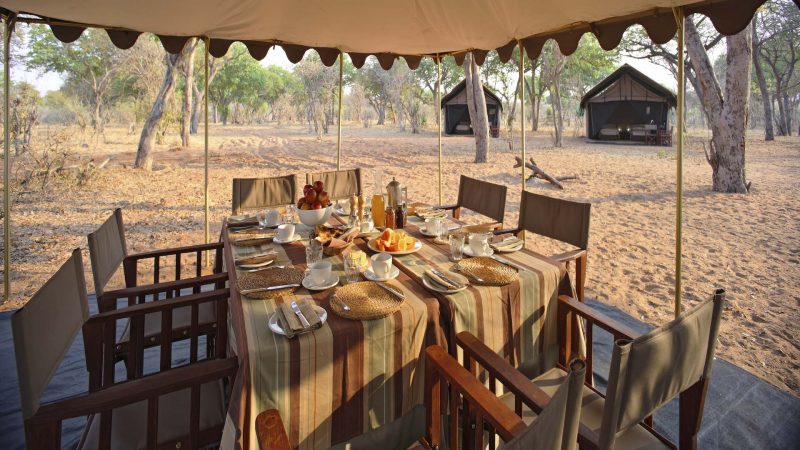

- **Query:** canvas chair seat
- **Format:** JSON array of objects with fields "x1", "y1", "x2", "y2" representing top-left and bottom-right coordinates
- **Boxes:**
[
  {"x1": 499, "y1": 367, "x2": 669, "y2": 450},
  {"x1": 119, "y1": 301, "x2": 216, "y2": 343},
  {"x1": 78, "y1": 380, "x2": 225, "y2": 449}
]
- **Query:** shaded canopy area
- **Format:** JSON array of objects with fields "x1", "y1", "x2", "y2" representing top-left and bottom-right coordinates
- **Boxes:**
[
  {"x1": 0, "y1": 0, "x2": 765, "y2": 69},
  {"x1": 581, "y1": 64, "x2": 676, "y2": 140}
]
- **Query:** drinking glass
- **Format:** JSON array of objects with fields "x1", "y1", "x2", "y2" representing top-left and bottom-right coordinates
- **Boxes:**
[
  {"x1": 449, "y1": 234, "x2": 465, "y2": 261},
  {"x1": 436, "y1": 219, "x2": 449, "y2": 242},
  {"x1": 257, "y1": 210, "x2": 270, "y2": 228},
  {"x1": 305, "y1": 245, "x2": 322, "y2": 269},
  {"x1": 283, "y1": 205, "x2": 296, "y2": 224},
  {"x1": 344, "y1": 253, "x2": 362, "y2": 283}
]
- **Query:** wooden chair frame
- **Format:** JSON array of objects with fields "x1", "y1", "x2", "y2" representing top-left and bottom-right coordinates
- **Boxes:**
[
  {"x1": 23, "y1": 288, "x2": 236, "y2": 449},
  {"x1": 256, "y1": 410, "x2": 292, "y2": 450},
  {"x1": 424, "y1": 295, "x2": 713, "y2": 450}
]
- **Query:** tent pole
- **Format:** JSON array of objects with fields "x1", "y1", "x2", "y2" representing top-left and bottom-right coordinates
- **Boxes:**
[
  {"x1": 337, "y1": 51, "x2": 343, "y2": 170},
  {"x1": 3, "y1": 17, "x2": 12, "y2": 303},
  {"x1": 203, "y1": 38, "x2": 210, "y2": 268},
  {"x1": 673, "y1": 7, "x2": 685, "y2": 318},
  {"x1": 436, "y1": 55, "x2": 442, "y2": 205},
  {"x1": 518, "y1": 41, "x2": 526, "y2": 241}
]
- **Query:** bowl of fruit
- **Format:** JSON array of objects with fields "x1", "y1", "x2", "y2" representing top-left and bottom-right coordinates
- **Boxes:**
[
  {"x1": 296, "y1": 180, "x2": 333, "y2": 227},
  {"x1": 368, "y1": 228, "x2": 421, "y2": 255}
]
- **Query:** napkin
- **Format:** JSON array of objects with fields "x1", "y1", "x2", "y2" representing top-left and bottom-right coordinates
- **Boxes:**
[
  {"x1": 277, "y1": 300, "x2": 322, "y2": 337},
  {"x1": 228, "y1": 215, "x2": 258, "y2": 227},
  {"x1": 424, "y1": 269, "x2": 465, "y2": 290},
  {"x1": 340, "y1": 227, "x2": 359, "y2": 242},
  {"x1": 490, "y1": 234, "x2": 523, "y2": 249}
]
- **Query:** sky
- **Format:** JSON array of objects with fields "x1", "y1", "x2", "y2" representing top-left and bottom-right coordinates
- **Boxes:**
[{"x1": 13, "y1": 43, "x2": 679, "y2": 96}]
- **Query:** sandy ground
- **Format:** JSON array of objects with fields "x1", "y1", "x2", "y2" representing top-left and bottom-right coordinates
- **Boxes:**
[{"x1": 2, "y1": 123, "x2": 798, "y2": 396}]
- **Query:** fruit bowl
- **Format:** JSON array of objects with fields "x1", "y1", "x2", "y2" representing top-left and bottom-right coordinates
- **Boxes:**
[{"x1": 297, "y1": 205, "x2": 333, "y2": 227}]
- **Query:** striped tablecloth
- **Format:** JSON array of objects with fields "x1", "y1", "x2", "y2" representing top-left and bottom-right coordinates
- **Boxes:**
[
  {"x1": 224, "y1": 223, "x2": 445, "y2": 450},
  {"x1": 395, "y1": 218, "x2": 565, "y2": 378}
]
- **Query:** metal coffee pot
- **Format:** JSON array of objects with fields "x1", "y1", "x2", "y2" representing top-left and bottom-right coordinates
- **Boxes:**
[{"x1": 386, "y1": 177, "x2": 407, "y2": 208}]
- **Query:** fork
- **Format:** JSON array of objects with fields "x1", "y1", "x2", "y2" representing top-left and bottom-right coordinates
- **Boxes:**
[{"x1": 246, "y1": 264, "x2": 287, "y2": 273}]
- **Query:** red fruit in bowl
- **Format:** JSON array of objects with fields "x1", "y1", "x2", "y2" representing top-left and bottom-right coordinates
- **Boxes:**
[
  {"x1": 313, "y1": 180, "x2": 324, "y2": 193},
  {"x1": 305, "y1": 190, "x2": 317, "y2": 203},
  {"x1": 303, "y1": 184, "x2": 314, "y2": 194},
  {"x1": 317, "y1": 191, "x2": 330, "y2": 205},
  {"x1": 312, "y1": 201, "x2": 322, "y2": 209}
]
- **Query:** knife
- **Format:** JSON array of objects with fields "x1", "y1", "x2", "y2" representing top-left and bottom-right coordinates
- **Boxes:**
[
  {"x1": 240, "y1": 283, "x2": 300, "y2": 295},
  {"x1": 373, "y1": 281, "x2": 405, "y2": 300},
  {"x1": 490, "y1": 255, "x2": 525, "y2": 271},
  {"x1": 430, "y1": 268, "x2": 465, "y2": 289},
  {"x1": 291, "y1": 301, "x2": 312, "y2": 328}
]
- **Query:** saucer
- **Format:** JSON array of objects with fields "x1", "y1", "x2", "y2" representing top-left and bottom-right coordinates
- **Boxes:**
[
  {"x1": 273, "y1": 233, "x2": 301, "y2": 244},
  {"x1": 302, "y1": 274, "x2": 340, "y2": 291},
  {"x1": 364, "y1": 266, "x2": 400, "y2": 282},
  {"x1": 463, "y1": 245, "x2": 494, "y2": 257}
]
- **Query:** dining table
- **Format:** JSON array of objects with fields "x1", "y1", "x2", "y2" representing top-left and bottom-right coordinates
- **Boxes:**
[{"x1": 221, "y1": 209, "x2": 572, "y2": 450}]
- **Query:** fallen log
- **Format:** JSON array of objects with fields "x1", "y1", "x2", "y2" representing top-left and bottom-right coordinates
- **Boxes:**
[{"x1": 513, "y1": 156, "x2": 578, "y2": 189}]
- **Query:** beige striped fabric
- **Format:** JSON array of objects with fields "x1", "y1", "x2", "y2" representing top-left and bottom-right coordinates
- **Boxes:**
[
  {"x1": 400, "y1": 216, "x2": 563, "y2": 379},
  {"x1": 226, "y1": 223, "x2": 444, "y2": 450}
]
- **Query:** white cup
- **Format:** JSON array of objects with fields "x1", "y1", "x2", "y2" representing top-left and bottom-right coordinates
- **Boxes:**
[
  {"x1": 360, "y1": 220, "x2": 374, "y2": 233},
  {"x1": 265, "y1": 209, "x2": 281, "y2": 227},
  {"x1": 424, "y1": 218, "x2": 441, "y2": 235},
  {"x1": 277, "y1": 223, "x2": 295, "y2": 241},
  {"x1": 469, "y1": 233, "x2": 490, "y2": 256},
  {"x1": 371, "y1": 253, "x2": 393, "y2": 279},
  {"x1": 309, "y1": 260, "x2": 332, "y2": 285}
]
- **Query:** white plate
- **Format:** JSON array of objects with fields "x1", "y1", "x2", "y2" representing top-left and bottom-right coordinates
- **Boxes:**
[
  {"x1": 302, "y1": 274, "x2": 340, "y2": 291},
  {"x1": 367, "y1": 238, "x2": 423, "y2": 256},
  {"x1": 364, "y1": 266, "x2": 400, "y2": 282},
  {"x1": 463, "y1": 245, "x2": 494, "y2": 257},
  {"x1": 273, "y1": 233, "x2": 301, "y2": 244},
  {"x1": 422, "y1": 275, "x2": 467, "y2": 294},
  {"x1": 269, "y1": 305, "x2": 328, "y2": 336}
]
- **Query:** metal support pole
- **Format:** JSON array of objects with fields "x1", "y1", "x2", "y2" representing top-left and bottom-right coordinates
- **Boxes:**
[
  {"x1": 436, "y1": 55, "x2": 443, "y2": 205},
  {"x1": 3, "y1": 17, "x2": 12, "y2": 303},
  {"x1": 337, "y1": 52, "x2": 343, "y2": 170},
  {"x1": 673, "y1": 8, "x2": 685, "y2": 318},
  {"x1": 518, "y1": 42, "x2": 525, "y2": 191},
  {"x1": 203, "y1": 38, "x2": 210, "y2": 267}
]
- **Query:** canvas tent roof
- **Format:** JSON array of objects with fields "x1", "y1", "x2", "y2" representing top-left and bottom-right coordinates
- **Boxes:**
[
  {"x1": 580, "y1": 64, "x2": 677, "y2": 109},
  {"x1": 0, "y1": 0, "x2": 765, "y2": 69},
  {"x1": 441, "y1": 80, "x2": 503, "y2": 109}
]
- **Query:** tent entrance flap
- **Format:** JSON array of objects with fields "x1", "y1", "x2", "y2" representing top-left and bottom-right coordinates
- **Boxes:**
[{"x1": 445, "y1": 105, "x2": 471, "y2": 135}]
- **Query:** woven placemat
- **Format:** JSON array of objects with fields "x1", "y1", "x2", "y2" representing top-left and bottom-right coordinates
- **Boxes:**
[
  {"x1": 232, "y1": 236, "x2": 275, "y2": 247},
  {"x1": 237, "y1": 268, "x2": 304, "y2": 299},
  {"x1": 453, "y1": 256, "x2": 518, "y2": 286},
  {"x1": 330, "y1": 281, "x2": 404, "y2": 320},
  {"x1": 450, "y1": 224, "x2": 494, "y2": 241}
]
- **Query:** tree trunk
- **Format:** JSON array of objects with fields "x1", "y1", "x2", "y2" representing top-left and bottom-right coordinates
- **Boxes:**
[
  {"x1": 377, "y1": 105, "x2": 386, "y2": 125},
  {"x1": 686, "y1": 19, "x2": 751, "y2": 193},
  {"x1": 550, "y1": 76, "x2": 564, "y2": 147},
  {"x1": 463, "y1": 52, "x2": 490, "y2": 163},
  {"x1": 190, "y1": 86, "x2": 201, "y2": 134},
  {"x1": 134, "y1": 52, "x2": 183, "y2": 170},
  {"x1": 751, "y1": 17, "x2": 774, "y2": 141},
  {"x1": 181, "y1": 39, "x2": 197, "y2": 147},
  {"x1": 783, "y1": 93, "x2": 793, "y2": 136},
  {"x1": 92, "y1": 98, "x2": 103, "y2": 134}
]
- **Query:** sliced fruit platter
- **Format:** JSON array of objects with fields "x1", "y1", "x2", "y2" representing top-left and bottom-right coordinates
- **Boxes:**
[{"x1": 367, "y1": 228, "x2": 422, "y2": 255}]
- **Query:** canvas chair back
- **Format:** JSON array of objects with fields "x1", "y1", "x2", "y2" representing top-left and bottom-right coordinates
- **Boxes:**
[
  {"x1": 518, "y1": 191, "x2": 591, "y2": 250},
  {"x1": 457, "y1": 175, "x2": 507, "y2": 224},
  {"x1": 305, "y1": 168, "x2": 362, "y2": 201},
  {"x1": 232, "y1": 175, "x2": 297, "y2": 214},
  {"x1": 599, "y1": 289, "x2": 725, "y2": 449},
  {"x1": 12, "y1": 249, "x2": 89, "y2": 420},
  {"x1": 500, "y1": 360, "x2": 586, "y2": 450},
  {"x1": 87, "y1": 208, "x2": 128, "y2": 297}
]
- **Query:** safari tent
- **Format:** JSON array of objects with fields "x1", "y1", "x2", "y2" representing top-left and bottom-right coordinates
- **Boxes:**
[
  {"x1": 581, "y1": 64, "x2": 677, "y2": 141},
  {"x1": 441, "y1": 79, "x2": 503, "y2": 137}
]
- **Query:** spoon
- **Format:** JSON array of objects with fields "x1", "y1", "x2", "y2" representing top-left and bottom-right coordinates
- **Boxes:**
[
  {"x1": 246, "y1": 264, "x2": 287, "y2": 273},
  {"x1": 333, "y1": 294, "x2": 351, "y2": 311}
]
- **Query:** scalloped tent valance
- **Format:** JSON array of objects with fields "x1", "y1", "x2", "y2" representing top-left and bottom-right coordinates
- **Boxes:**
[{"x1": 1, "y1": 0, "x2": 765, "y2": 69}]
